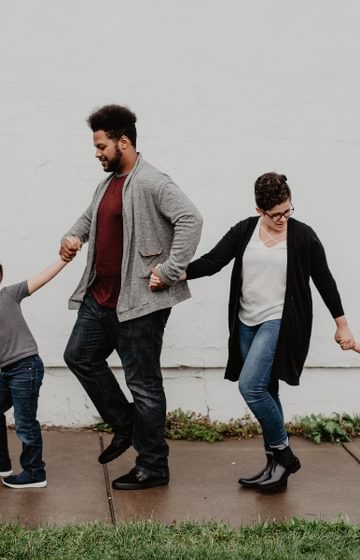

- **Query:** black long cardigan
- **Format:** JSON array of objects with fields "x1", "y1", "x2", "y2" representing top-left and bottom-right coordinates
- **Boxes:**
[{"x1": 186, "y1": 217, "x2": 344, "y2": 386}]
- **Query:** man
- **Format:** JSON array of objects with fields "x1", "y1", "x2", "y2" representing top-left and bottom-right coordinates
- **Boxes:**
[{"x1": 60, "y1": 105, "x2": 202, "y2": 490}]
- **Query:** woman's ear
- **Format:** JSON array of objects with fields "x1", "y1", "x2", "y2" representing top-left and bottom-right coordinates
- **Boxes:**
[{"x1": 255, "y1": 207, "x2": 263, "y2": 216}]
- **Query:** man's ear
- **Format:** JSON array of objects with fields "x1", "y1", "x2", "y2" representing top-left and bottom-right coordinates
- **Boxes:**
[{"x1": 118, "y1": 135, "x2": 130, "y2": 151}]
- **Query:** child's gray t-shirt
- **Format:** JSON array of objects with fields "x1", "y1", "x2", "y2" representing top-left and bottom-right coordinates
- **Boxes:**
[{"x1": 0, "y1": 281, "x2": 38, "y2": 368}]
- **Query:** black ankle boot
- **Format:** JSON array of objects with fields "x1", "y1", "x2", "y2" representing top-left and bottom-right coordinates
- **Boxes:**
[
  {"x1": 238, "y1": 451, "x2": 274, "y2": 488},
  {"x1": 256, "y1": 446, "x2": 301, "y2": 492}
]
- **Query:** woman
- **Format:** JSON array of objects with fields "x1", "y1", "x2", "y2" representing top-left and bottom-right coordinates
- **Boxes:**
[{"x1": 150, "y1": 172, "x2": 354, "y2": 492}]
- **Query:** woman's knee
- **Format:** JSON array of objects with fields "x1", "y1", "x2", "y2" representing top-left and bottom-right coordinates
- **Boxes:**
[
  {"x1": 239, "y1": 377, "x2": 266, "y2": 403},
  {"x1": 239, "y1": 375, "x2": 253, "y2": 399}
]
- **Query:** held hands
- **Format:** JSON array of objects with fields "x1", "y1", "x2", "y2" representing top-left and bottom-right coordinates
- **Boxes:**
[
  {"x1": 148, "y1": 267, "x2": 187, "y2": 291},
  {"x1": 149, "y1": 267, "x2": 168, "y2": 291},
  {"x1": 59, "y1": 236, "x2": 82, "y2": 262},
  {"x1": 334, "y1": 320, "x2": 355, "y2": 351}
]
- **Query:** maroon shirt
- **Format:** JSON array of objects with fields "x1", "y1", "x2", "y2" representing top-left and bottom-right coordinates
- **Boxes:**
[{"x1": 90, "y1": 174, "x2": 127, "y2": 308}]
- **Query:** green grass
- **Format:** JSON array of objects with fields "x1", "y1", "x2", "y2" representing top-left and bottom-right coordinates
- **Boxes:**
[
  {"x1": 0, "y1": 519, "x2": 359, "y2": 560},
  {"x1": 95, "y1": 410, "x2": 360, "y2": 444}
]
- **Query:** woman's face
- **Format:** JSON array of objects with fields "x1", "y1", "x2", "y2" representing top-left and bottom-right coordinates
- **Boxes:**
[{"x1": 257, "y1": 197, "x2": 293, "y2": 232}]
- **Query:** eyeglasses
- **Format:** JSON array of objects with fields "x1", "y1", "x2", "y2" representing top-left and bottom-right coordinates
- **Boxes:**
[{"x1": 263, "y1": 205, "x2": 294, "y2": 222}]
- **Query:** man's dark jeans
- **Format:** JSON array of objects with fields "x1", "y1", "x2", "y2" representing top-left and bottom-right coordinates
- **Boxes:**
[
  {"x1": 64, "y1": 293, "x2": 170, "y2": 476},
  {"x1": 0, "y1": 355, "x2": 46, "y2": 479}
]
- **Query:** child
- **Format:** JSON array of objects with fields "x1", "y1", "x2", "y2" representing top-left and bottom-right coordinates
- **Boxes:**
[{"x1": 0, "y1": 258, "x2": 68, "y2": 488}]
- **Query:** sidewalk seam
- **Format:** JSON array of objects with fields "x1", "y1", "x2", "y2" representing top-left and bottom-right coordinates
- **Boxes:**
[
  {"x1": 98, "y1": 433, "x2": 117, "y2": 526},
  {"x1": 341, "y1": 443, "x2": 360, "y2": 465}
]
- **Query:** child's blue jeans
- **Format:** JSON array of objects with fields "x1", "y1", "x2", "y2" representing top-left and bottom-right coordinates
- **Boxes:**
[{"x1": 0, "y1": 355, "x2": 45, "y2": 479}]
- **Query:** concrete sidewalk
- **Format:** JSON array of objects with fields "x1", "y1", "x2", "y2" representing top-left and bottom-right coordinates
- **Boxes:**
[{"x1": 0, "y1": 430, "x2": 359, "y2": 528}]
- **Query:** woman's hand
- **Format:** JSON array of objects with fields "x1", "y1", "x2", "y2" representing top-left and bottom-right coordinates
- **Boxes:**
[
  {"x1": 149, "y1": 267, "x2": 168, "y2": 291},
  {"x1": 334, "y1": 316, "x2": 355, "y2": 350},
  {"x1": 149, "y1": 268, "x2": 187, "y2": 290}
]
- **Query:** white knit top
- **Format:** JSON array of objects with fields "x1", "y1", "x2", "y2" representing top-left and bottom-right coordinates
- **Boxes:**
[{"x1": 238, "y1": 220, "x2": 287, "y2": 326}]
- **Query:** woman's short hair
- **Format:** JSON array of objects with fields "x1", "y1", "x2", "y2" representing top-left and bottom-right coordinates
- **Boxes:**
[{"x1": 255, "y1": 172, "x2": 291, "y2": 211}]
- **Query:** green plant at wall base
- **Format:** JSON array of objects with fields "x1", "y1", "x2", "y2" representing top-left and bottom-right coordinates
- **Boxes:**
[
  {"x1": 164, "y1": 409, "x2": 261, "y2": 442},
  {"x1": 93, "y1": 410, "x2": 261, "y2": 442},
  {"x1": 93, "y1": 422, "x2": 112, "y2": 434},
  {"x1": 93, "y1": 410, "x2": 360, "y2": 444},
  {"x1": 287, "y1": 413, "x2": 360, "y2": 444}
]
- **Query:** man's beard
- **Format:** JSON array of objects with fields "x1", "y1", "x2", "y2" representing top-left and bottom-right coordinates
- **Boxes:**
[{"x1": 105, "y1": 144, "x2": 122, "y2": 173}]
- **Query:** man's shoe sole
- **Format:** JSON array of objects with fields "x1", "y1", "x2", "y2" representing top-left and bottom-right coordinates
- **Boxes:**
[
  {"x1": 2, "y1": 479, "x2": 47, "y2": 489},
  {"x1": 98, "y1": 441, "x2": 132, "y2": 464},
  {"x1": 112, "y1": 478, "x2": 169, "y2": 491}
]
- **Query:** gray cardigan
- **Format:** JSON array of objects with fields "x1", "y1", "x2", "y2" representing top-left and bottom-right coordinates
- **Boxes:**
[{"x1": 64, "y1": 154, "x2": 203, "y2": 321}]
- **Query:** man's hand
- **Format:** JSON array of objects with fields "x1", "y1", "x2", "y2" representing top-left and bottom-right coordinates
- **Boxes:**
[
  {"x1": 59, "y1": 236, "x2": 82, "y2": 262},
  {"x1": 149, "y1": 267, "x2": 168, "y2": 291}
]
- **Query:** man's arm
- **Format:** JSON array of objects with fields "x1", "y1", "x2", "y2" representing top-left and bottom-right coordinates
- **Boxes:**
[
  {"x1": 59, "y1": 191, "x2": 98, "y2": 261},
  {"x1": 154, "y1": 181, "x2": 203, "y2": 286},
  {"x1": 27, "y1": 258, "x2": 68, "y2": 295}
]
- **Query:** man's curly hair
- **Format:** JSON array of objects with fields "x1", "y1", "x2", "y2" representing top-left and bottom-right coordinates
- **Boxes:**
[
  {"x1": 254, "y1": 172, "x2": 291, "y2": 211},
  {"x1": 87, "y1": 104, "x2": 137, "y2": 147}
]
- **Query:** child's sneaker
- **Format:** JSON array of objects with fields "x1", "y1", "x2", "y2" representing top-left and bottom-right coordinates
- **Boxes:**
[
  {"x1": 2, "y1": 471, "x2": 47, "y2": 489},
  {"x1": 0, "y1": 462, "x2": 13, "y2": 477},
  {"x1": 0, "y1": 468, "x2": 13, "y2": 477}
]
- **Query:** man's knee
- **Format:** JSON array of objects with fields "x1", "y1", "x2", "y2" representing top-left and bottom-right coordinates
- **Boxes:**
[{"x1": 63, "y1": 342, "x2": 78, "y2": 371}]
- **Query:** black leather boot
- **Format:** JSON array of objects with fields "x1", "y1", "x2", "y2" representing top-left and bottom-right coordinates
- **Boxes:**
[
  {"x1": 256, "y1": 446, "x2": 301, "y2": 492},
  {"x1": 238, "y1": 451, "x2": 274, "y2": 488}
]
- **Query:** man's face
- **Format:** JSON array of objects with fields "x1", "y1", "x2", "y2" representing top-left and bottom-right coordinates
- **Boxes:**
[{"x1": 93, "y1": 130, "x2": 122, "y2": 173}]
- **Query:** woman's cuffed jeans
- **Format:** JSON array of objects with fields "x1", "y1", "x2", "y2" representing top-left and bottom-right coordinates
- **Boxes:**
[
  {"x1": 0, "y1": 355, "x2": 45, "y2": 479},
  {"x1": 64, "y1": 293, "x2": 170, "y2": 476},
  {"x1": 239, "y1": 319, "x2": 288, "y2": 449}
]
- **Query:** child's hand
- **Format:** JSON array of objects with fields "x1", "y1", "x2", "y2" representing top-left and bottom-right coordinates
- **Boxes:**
[{"x1": 336, "y1": 337, "x2": 356, "y2": 351}]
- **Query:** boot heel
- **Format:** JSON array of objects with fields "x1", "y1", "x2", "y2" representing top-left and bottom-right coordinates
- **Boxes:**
[{"x1": 289, "y1": 458, "x2": 301, "y2": 474}]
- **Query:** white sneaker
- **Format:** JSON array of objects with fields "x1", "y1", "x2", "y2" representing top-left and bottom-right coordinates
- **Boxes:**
[
  {"x1": 0, "y1": 469, "x2": 13, "y2": 477},
  {"x1": 2, "y1": 471, "x2": 47, "y2": 488}
]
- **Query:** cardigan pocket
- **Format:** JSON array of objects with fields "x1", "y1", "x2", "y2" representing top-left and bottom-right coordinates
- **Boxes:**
[{"x1": 138, "y1": 248, "x2": 164, "y2": 278}]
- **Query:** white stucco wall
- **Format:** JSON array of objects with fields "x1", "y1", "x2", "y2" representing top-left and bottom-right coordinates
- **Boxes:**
[{"x1": 1, "y1": 1, "x2": 360, "y2": 425}]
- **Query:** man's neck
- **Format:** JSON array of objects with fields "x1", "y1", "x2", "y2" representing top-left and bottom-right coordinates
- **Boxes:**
[{"x1": 118, "y1": 151, "x2": 138, "y2": 175}]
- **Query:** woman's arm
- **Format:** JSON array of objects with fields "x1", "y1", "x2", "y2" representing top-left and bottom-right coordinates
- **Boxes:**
[
  {"x1": 186, "y1": 223, "x2": 241, "y2": 280},
  {"x1": 149, "y1": 223, "x2": 241, "y2": 290},
  {"x1": 309, "y1": 229, "x2": 354, "y2": 348},
  {"x1": 27, "y1": 258, "x2": 68, "y2": 295},
  {"x1": 310, "y1": 230, "x2": 344, "y2": 318}
]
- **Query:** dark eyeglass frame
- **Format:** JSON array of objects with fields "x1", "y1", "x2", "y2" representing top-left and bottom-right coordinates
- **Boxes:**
[{"x1": 263, "y1": 204, "x2": 294, "y2": 222}]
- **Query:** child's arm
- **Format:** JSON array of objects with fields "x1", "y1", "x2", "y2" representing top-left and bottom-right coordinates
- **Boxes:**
[{"x1": 27, "y1": 258, "x2": 68, "y2": 295}]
